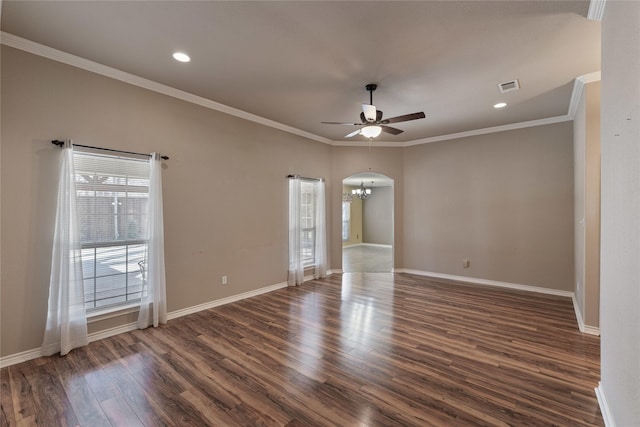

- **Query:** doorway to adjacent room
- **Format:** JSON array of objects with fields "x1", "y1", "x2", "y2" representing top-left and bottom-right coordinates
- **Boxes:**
[{"x1": 341, "y1": 172, "x2": 393, "y2": 273}]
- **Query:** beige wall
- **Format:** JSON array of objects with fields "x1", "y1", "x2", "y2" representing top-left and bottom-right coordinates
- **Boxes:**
[
  {"x1": 363, "y1": 185, "x2": 393, "y2": 245},
  {"x1": 403, "y1": 123, "x2": 574, "y2": 290},
  {"x1": 2, "y1": 44, "x2": 581, "y2": 359},
  {"x1": 342, "y1": 182, "x2": 394, "y2": 247},
  {"x1": 583, "y1": 82, "x2": 601, "y2": 328},
  {"x1": 0, "y1": 46, "x2": 332, "y2": 357},
  {"x1": 342, "y1": 185, "x2": 362, "y2": 246},
  {"x1": 573, "y1": 80, "x2": 601, "y2": 329},
  {"x1": 600, "y1": 1, "x2": 640, "y2": 424}
]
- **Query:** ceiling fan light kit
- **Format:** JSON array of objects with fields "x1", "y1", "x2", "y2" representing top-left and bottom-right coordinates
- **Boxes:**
[
  {"x1": 361, "y1": 125, "x2": 382, "y2": 138},
  {"x1": 321, "y1": 84, "x2": 426, "y2": 140}
]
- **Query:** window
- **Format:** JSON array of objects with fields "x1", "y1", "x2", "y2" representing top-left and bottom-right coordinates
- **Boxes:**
[
  {"x1": 74, "y1": 152, "x2": 150, "y2": 311},
  {"x1": 342, "y1": 201, "x2": 351, "y2": 241},
  {"x1": 288, "y1": 176, "x2": 326, "y2": 286},
  {"x1": 300, "y1": 181, "x2": 315, "y2": 267}
]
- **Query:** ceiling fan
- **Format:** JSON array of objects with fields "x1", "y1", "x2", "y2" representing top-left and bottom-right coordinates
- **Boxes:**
[{"x1": 322, "y1": 84, "x2": 426, "y2": 139}]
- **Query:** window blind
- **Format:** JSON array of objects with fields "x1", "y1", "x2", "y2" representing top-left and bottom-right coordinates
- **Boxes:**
[{"x1": 74, "y1": 152, "x2": 151, "y2": 310}]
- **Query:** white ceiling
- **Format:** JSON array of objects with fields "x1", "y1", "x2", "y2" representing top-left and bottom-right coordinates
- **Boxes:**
[{"x1": 0, "y1": 1, "x2": 601, "y2": 144}]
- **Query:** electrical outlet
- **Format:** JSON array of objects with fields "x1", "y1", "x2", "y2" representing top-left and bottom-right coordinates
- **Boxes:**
[
  {"x1": 221, "y1": 275, "x2": 228, "y2": 285},
  {"x1": 463, "y1": 259, "x2": 470, "y2": 268}
]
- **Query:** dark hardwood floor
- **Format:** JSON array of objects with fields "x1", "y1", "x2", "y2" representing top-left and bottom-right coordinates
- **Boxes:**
[{"x1": 1, "y1": 273, "x2": 602, "y2": 426}]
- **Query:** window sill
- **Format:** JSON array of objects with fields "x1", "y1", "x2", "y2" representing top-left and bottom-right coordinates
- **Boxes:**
[{"x1": 87, "y1": 302, "x2": 140, "y2": 324}]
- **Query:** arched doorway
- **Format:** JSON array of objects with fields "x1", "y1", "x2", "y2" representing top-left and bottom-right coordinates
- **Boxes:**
[{"x1": 341, "y1": 172, "x2": 393, "y2": 272}]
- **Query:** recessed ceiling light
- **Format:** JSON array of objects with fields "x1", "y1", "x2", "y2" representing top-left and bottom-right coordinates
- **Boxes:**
[
  {"x1": 493, "y1": 102, "x2": 507, "y2": 109},
  {"x1": 172, "y1": 52, "x2": 191, "y2": 63}
]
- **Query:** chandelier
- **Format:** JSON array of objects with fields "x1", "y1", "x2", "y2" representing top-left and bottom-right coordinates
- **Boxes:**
[{"x1": 352, "y1": 181, "x2": 372, "y2": 199}]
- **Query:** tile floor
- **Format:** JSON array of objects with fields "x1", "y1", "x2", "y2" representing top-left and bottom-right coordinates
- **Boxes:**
[{"x1": 342, "y1": 244, "x2": 393, "y2": 272}]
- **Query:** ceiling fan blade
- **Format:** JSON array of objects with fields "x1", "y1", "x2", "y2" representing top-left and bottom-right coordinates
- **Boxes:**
[
  {"x1": 362, "y1": 104, "x2": 377, "y2": 122},
  {"x1": 321, "y1": 121, "x2": 361, "y2": 126},
  {"x1": 345, "y1": 129, "x2": 362, "y2": 138},
  {"x1": 380, "y1": 112, "x2": 426, "y2": 124},
  {"x1": 381, "y1": 125, "x2": 403, "y2": 135}
]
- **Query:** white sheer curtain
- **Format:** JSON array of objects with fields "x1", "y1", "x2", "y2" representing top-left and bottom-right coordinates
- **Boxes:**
[
  {"x1": 314, "y1": 179, "x2": 328, "y2": 279},
  {"x1": 288, "y1": 177, "x2": 304, "y2": 286},
  {"x1": 42, "y1": 140, "x2": 88, "y2": 356},
  {"x1": 138, "y1": 153, "x2": 167, "y2": 328}
]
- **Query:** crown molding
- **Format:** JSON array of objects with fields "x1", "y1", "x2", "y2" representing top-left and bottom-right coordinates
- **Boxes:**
[
  {"x1": 404, "y1": 70, "x2": 600, "y2": 147},
  {"x1": 0, "y1": 32, "x2": 332, "y2": 145},
  {"x1": 567, "y1": 71, "x2": 602, "y2": 118},
  {"x1": 402, "y1": 115, "x2": 573, "y2": 147},
  {"x1": 1, "y1": 32, "x2": 598, "y2": 149},
  {"x1": 332, "y1": 139, "x2": 409, "y2": 147},
  {"x1": 334, "y1": 114, "x2": 577, "y2": 147},
  {"x1": 587, "y1": 0, "x2": 606, "y2": 21}
]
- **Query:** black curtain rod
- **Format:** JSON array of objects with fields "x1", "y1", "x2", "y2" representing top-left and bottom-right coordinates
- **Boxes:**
[
  {"x1": 51, "y1": 140, "x2": 169, "y2": 160},
  {"x1": 287, "y1": 174, "x2": 324, "y2": 182}
]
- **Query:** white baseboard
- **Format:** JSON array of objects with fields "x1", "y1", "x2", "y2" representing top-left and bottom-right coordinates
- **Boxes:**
[
  {"x1": 595, "y1": 382, "x2": 616, "y2": 427},
  {"x1": 396, "y1": 269, "x2": 575, "y2": 298},
  {"x1": 342, "y1": 243, "x2": 393, "y2": 249},
  {"x1": 342, "y1": 243, "x2": 362, "y2": 249},
  {"x1": 361, "y1": 243, "x2": 393, "y2": 248},
  {"x1": 571, "y1": 295, "x2": 601, "y2": 336},
  {"x1": 0, "y1": 348, "x2": 44, "y2": 368},
  {"x1": 167, "y1": 281, "x2": 287, "y2": 320},
  {"x1": 397, "y1": 269, "x2": 601, "y2": 334},
  {"x1": 0, "y1": 321, "x2": 143, "y2": 368},
  {"x1": 581, "y1": 325, "x2": 600, "y2": 335},
  {"x1": 0, "y1": 281, "x2": 288, "y2": 368},
  {"x1": 89, "y1": 322, "x2": 139, "y2": 342},
  {"x1": 0, "y1": 271, "x2": 590, "y2": 368}
]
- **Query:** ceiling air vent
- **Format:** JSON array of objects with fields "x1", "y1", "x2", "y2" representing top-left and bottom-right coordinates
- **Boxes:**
[{"x1": 498, "y1": 79, "x2": 520, "y2": 93}]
